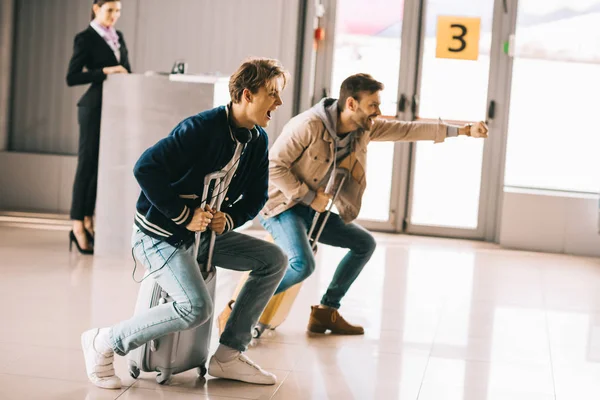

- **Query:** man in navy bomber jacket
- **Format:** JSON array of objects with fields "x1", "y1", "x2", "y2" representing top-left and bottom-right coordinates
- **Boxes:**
[{"x1": 80, "y1": 58, "x2": 289, "y2": 389}]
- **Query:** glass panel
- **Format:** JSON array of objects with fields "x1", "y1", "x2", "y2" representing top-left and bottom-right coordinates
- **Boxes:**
[
  {"x1": 504, "y1": 0, "x2": 600, "y2": 193},
  {"x1": 358, "y1": 142, "x2": 395, "y2": 221},
  {"x1": 409, "y1": 0, "x2": 494, "y2": 229},
  {"x1": 330, "y1": 0, "x2": 404, "y2": 222}
]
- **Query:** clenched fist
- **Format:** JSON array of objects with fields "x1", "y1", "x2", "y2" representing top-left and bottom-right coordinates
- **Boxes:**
[
  {"x1": 185, "y1": 205, "x2": 213, "y2": 232},
  {"x1": 310, "y1": 188, "x2": 332, "y2": 213},
  {"x1": 208, "y1": 209, "x2": 228, "y2": 235},
  {"x1": 460, "y1": 121, "x2": 489, "y2": 138}
]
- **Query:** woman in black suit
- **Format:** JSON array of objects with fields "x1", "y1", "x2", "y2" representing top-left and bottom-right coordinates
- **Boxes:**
[{"x1": 66, "y1": 0, "x2": 131, "y2": 254}]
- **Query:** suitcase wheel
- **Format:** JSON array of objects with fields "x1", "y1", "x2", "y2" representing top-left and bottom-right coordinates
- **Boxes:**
[
  {"x1": 252, "y1": 325, "x2": 266, "y2": 339},
  {"x1": 198, "y1": 365, "x2": 207, "y2": 377},
  {"x1": 251, "y1": 326, "x2": 261, "y2": 339},
  {"x1": 156, "y1": 368, "x2": 171, "y2": 385},
  {"x1": 128, "y1": 365, "x2": 140, "y2": 379}
]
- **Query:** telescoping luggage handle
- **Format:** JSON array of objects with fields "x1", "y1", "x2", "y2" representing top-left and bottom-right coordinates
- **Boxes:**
[
  {"x1": 194, "y1": 170, "x2": 228, "y2": 272},
  {"x1": 307, "y1": 167, "x2": 349, "y2": 252},
  {"x1": 150, "y1": 171, "x2": 227, "y2": 355}
]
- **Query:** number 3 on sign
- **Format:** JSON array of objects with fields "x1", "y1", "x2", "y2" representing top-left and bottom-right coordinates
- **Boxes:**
[{"x1": 436, "y1": 16, "x2": 481, "y2": 60}]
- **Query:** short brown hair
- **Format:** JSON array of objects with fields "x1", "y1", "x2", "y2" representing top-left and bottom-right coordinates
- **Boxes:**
[
  {"x1": 229, "y1": 58, "x2": 289, "y2": 104},
  {"x1": 338, "y1": 73, "x2": 384, "y2": 110}
]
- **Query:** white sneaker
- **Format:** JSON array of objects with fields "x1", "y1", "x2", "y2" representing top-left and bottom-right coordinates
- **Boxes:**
[
  {"x1": 81, "y1": 328, "x2": 122, "y2": 389},
  {"x1": 208, "y1": 354, "x2": 277, "y2": 385}
]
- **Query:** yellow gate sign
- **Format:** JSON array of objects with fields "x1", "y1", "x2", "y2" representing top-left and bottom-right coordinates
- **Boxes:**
[{"x1": 436, "y1": 16, "x2": 481, "y2": 61}]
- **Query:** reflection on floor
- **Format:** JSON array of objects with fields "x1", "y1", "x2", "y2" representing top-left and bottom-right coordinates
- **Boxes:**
[{"x1": 1, "y1": 226, "x2": 598, "y2": 399}]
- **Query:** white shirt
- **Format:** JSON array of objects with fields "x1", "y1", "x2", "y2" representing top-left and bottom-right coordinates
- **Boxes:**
[{"x1": 219, "y1": 141, "x2": 245, "y2": 231}]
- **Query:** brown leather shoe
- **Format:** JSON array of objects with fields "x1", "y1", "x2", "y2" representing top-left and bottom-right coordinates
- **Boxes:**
[
  {"x1": 218, "y1": 300, "x2": 234, "y2": 336},
  {"x1": 307, "y1": 305, "x2": 364, "y2": 335}
]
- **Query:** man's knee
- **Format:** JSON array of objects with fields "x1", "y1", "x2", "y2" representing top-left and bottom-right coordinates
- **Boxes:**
[
  {"x1": 265, "y1": 243, "x2": 289, "y2": 279},
  {"x1": 176, "y1": 293, "x2": 214, "y2": 330},
  {"x1": 289, "y1": 252, "x2": 316, "y2": 282},
  {"x1": 354, "y1": 231, "x2": 377, "y2": 256}
]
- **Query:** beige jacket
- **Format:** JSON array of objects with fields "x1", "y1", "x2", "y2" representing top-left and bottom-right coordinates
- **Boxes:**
[{"x1": 260, "y1": 104, "x2": 453, "y2": 223}]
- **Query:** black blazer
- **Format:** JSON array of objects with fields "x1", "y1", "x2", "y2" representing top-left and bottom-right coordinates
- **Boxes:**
[{"x1": 66, "y1": 26, "x2": 132, "y2": 108}]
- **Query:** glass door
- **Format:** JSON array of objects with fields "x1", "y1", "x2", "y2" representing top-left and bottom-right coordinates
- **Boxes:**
[{"x1": 404, "y1": 0, "x2": 504, "y2": 239}]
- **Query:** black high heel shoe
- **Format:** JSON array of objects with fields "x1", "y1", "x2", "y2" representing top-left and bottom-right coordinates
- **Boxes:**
[
  {"x1": 69, "y1": 230, "x2": 94, "y2": 255},
  {"x1": 84, "y1": 229, "x2": 94, "y2": 246}
]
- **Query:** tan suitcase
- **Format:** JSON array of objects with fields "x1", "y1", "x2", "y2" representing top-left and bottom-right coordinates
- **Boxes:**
[
  {"x1": 227, "y1": 235, "x2": 303, "y2": 338},
  {"x1": 222, "y1": 168, "x2": 350, "y2": 338}
]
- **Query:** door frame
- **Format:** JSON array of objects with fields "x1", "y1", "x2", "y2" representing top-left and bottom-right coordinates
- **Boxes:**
[{"x1": 401, "y1": 0, "x2": 517, "y2": 241}]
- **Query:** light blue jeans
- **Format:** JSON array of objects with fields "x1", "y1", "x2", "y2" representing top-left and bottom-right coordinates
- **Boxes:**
[
  {"x1": 259, "y1": 204, "x2": 376, "y2": 309},
  {"x1": 109, "y1": 228, "x2": 287, "y2": 355}
]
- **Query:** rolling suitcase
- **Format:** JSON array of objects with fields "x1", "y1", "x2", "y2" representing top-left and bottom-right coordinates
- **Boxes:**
[
  {"x1": 227, "y1": 168, "x2": 349, "y2": 338},
  {"x1": 127, "y1": 170, "x2": 227, "y2": 384}
]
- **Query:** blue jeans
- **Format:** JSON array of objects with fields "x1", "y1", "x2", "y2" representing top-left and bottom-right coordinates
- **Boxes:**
[
  {"x1": 109, "y1": 228, "x2": 287, "y2": 355},
  {"x1": 259, "y1": 204, "x2": 376, "y2": 309}
]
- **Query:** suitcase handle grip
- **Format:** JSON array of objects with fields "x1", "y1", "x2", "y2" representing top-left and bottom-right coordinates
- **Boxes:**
[
  {"x1": 194, "y1": 171, "x2": 228, "y2": 271},
  {"x1": 307, "y1": 168, "x2": 349, "y2": 251}
]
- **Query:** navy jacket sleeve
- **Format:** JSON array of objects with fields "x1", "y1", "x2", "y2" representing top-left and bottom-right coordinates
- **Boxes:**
[
  {"x1": 66, "y1": 33, "x2": 106, "y2": 86},
  {"x1": 225, "y1": 132, "x2": 269, "y2": 229},
  {"x1": 133, "y1": 118, "x2": 203, "y2": 228}
]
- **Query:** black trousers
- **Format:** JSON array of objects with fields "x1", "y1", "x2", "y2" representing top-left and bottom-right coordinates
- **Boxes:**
[{"x1": 70, "y1": 106, "x2": 101, "y2": 221}]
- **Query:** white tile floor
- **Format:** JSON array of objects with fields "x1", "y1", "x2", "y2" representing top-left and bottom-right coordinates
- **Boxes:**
[{"x1": 1, "y1": 225, "x2": 599, "y2": 399}]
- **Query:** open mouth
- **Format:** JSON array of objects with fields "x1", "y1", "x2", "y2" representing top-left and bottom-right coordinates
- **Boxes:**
[{"x1": 266, "y1": 110, "x2": 273, "y2": 120}]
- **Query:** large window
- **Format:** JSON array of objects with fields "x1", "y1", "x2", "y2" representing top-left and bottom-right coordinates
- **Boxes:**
[{"x1": 504, "y1": 1, "x2": 600, "y2": 193}]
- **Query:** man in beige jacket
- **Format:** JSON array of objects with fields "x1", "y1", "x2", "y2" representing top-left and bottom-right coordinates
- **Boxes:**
[{"x1": 257, "y1": 73, "x2": 487, "y2": 334}]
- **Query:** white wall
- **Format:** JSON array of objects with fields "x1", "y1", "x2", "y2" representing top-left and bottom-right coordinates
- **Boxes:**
[
  {"x1": 0, "y1": 152, "x2": 76, "y2": 214},
  {"x1": 499, "y1": 188, "x2": 600, "y2": 257}
]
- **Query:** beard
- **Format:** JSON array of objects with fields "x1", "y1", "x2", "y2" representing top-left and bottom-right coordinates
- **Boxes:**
[{"x1": 354, "y1": 111, "x2": 378, "y2": 131}]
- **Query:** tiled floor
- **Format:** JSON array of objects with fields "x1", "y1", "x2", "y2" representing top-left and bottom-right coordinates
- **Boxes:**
[{"x1": 1, "y1": 225, "x2": 600, "y2": 399}]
